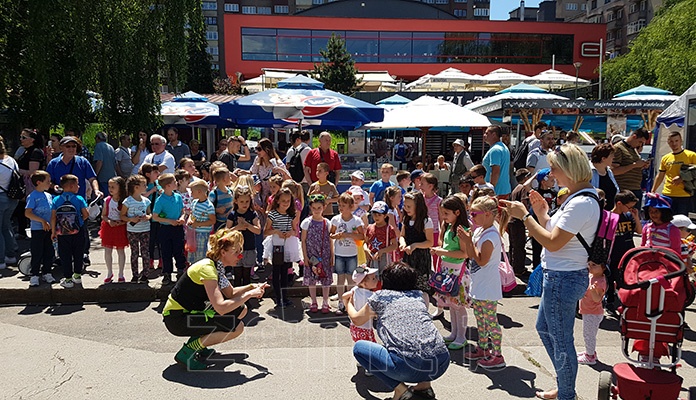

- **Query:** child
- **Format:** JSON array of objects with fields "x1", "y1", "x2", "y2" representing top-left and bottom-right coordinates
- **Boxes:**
[
  {"x1": 227, "y1": 185, "x2": 261, "y2": 287},
  {"x1": 458, "y1": 175, "x2": 474, "y2": 199},
  {"x1": 330, "y1": 193, "x2": 365, "y2": 315},
  {"x1": 264, "y1": 187, "x2": 301, "y2": 307},
  {"x1": 671, "y1": 214, "x2": 696, "y2": 275},
  {"x1": 430, "y1": 196, "x2": 471, "y2": 350},
  {"x1": 152, "y1": 173, "x2": 187, "y2": 285},
  {"x1": 577, "y1": 262, "x2": 607, "y2": 365},
  {"x1": 364, "y1": 201, "x2": 398, "y2": 273},
  {"x1": 282, "y1": 179, "x2": 304, "y2": 279},
  {"x1": 186, "y1": 180, "x2": 215, "y2": 264},
  {"x1": 25, "y1": 171, "x2": 56, "y2": 287},
  {"x1": 265, "y1": 175, "x2": 284, "y2": 211},
  {"x1": 343, "y1": 265, "x2": 380, "y2": 344},
  {"x1": 308, "y1": 162, "x2": 339, "y2": 216},
  {"x1": 421, "y1": 173, "x2": 442, "y2": 245},
  {"x1": 301, "y1": 194, "x2": 334, "y2": 313},
  {"x1": 175, "y1": 169, "x2": 193, "y2": 215},
  {"x1": 399, "y1": 191, "x2": 434, "y2": 294},
  {"x1": 369, "y1": 163, "x2": 394, "y2": 204},
  {"x1": 251, "y1": 174, "x2": 266, "y2": 277},
  {"x1": 459, "y1": 195, "x2": 508, "y2": 369},
  {"x1": 383, "y1": 185, "x2": 402, "y2": 233},
  {"x1": 99, "y1": 176, "x2": 129, "y2": 283},
  {"x1": 509, "y1": 168, "x2": 531, "y2": 277},
  {"x1": 396, "y1": 170, "x2": 411, "y2": 208},
  {"x1": 121, "y1": 174, "x2": 152, "y2": 283},
  {"x1": 350, "y1": 171, "x2": 371, "y2": 212},
  {"x1": 349, "y1": 185, "x2": 369, "y2": 265},
  {"x1": 410, "y1": 169, "x2": 424, "y2": 192},
  {"x1": 209, "y1": 167, "x2": 233, "y2": 231},
  {"x1": 641, "y1": 193, "x2": 681, "y2": 254},
  {"x1": 607, "y1": 190, "x2": 641, "y2": 310},
  {"x1": 469, "y1": 165, "x2": 495, "y2": 192},
  {"x1": 141, "y1": 163, "x2": 162, "y2": 270},
  {"x1": 51, "y1": 174, "x2": 90, "y2": 288}
]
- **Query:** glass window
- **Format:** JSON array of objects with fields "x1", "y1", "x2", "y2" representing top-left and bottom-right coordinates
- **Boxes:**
[
  {"x1": 204, "y1": 17, "x2": 217, "y2": 25},
  {"x1": 202, "y1": 2, "x2": 217, "y2": 10},
  {"x1": 640, "y1": 0, "x2": 646, "y2": 10},
  {"x1": 454, "y1": 0, "x2": 467, "y2": 2},
  {"x1": 224, "y1": 3, "x2": 239, "y2": 12},
  {"x1": 277, "y1": 30, "x2": 312, "y2": 62},
  {"x1": 206, "y1": 31, "x2": 218, "y2": 41},
  {"x1": 454, "y1": 9, "x2": 467, "y2": 17},
  {"x1": 275, "y1": 5, "x2": 289, "y2": 13},
  {"x1": 206, "y1": 46, "x2": 219, "y2": 55},
  {"x1": 566, "y1": 3, "x2": 577, "y2": 11},
  {"x1": 258, "y1": 6, "x2": 271, "y2": 14},
  {"x1": 436, "y1": 0, "x2": 449, "y2": 4},
  {"x1": 379, "y1": 32, "x2": 412, "y2": 63},
  {"x1": 581, "y1": 3, "x2": 586, "y2": 10},
  {"x1": 242, "y1": 6, "x2": 256, "y2": 14},
  {"x1": 473, "y1": 7, "x2": 489, "y2": 16},
  {"x1": 346, "y1": 31, "x2": 378, "y2": 62},
  {"x1": 312, "y1": 0, "x2": 324, "y2": 4}
]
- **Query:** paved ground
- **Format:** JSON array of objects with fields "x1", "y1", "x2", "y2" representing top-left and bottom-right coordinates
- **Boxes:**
[{"x1": 1, "y1": 296, "x2": 694, "y2": 400}]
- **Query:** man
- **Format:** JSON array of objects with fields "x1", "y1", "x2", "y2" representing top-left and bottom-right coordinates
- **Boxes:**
[
  {"x1": 449, "y1": 138, "x2": 473, "y2": 194},
  {"x1": 114, "y1": 133, "x2": 135, "y2": 177},
  {"x1": 285, "y1": 130, "x2": 312, "y2": 193},
  {"x1": 143, "y1": 134, "x2": 176, "y2": 174},
  {"x1": 612, "y1": 128, "x2": 651, "y2": 208},
  {"x1": 304, "y1": 131, "x2": 342, "y2": 185},
  {"x1": 93, "y1": 131, "x2": 117, "y2": 194},
  {"x1": 46, "y1": 136, "x2": 103, "y2": 265},
  {"x1": 526, "y1": 130, "x2": 555, "y2": 175},
  {"x1": 652, "y1": 131, "x2": 696, "y2": 215},
  {"x1": 482, "y1": 125, "x2": 511, "y2": 199},
  {"x1": 394, "y1": 137, "x2": 408, "y2": 163},
  {"x1": 165, "y1": 127, "x2": 191, "y2": 166},
  {"x1": 218, "y1": 136, "x2": 251, "y2": 178}
]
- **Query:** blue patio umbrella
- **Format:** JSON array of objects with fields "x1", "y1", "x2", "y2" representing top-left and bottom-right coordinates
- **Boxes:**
[
  {"x1": 613, "y1": 85, "x2": 673, "y2": 98},
  {"x1": 219, "y1": 76, "x2": 384, "y2": 130}
]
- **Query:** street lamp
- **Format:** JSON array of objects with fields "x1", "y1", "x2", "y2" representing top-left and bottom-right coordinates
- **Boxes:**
[{"x1": 573, "y1": 62, "x2": 583, "y2": 99}]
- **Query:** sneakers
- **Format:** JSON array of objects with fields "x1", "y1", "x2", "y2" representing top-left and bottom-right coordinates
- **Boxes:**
[
  {"x1": 60, "y1": 278, "x2": 74, "y2": 288},
  {"x1": 0, "y1": 263, "x2": 6, "y2": 270},
  {"x1": 478, "y1": 354, "x2": 506, "y2": 369},
  {"x1": 329, "y1": 294, "x2": 339, "y2": 301},
  {"x1": 72, "y1": 273, "x2": 82, "y2": 284},
  {"x1": 130, "y1": 276, "x2": 139, "y2": 283},
  {"x1": 174, "y1": 344, "x2": 208, "y2": 370},
  {"x1": 464, "y1": 346, "x2": 486, "y2": 360},
  {"x1": 255, "y1": 264, "x2": 265, "y2": 273},
  {"x1": 83, "y1": 256, "x2": 91, "y2": 266},
  {"x1": 250, "y1": 273, "x2": 260, "y2": 281},
  {"x1": 29, "y1": 276, "x2": 40, "y2": 287},
  {"x1": 43, "y1": 273, "x2": 56, "y2": 284},
  {"x1": 5, "y1": 256, "x2": 17, "y2": 265},
  {"x1": 577, "y1": 351, "x2": 597, "y2": 365},
  {"x1": 335, "y1": 302, "x2": 346, "y2": 316},
  {"x1": 138, "y1": 275, "x2": 149, "y2": 284},
  {"x1": 162, "y1": 274, "x2": 172, "y2": 285}
]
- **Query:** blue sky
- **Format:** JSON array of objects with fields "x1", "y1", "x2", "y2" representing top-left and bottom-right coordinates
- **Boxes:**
[{"x1": 490, "y1": 0, "x2": 541, "y2": 20}]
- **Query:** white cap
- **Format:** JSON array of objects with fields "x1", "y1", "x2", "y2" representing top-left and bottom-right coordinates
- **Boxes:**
[
  {"x1": 672, "y1": 214, "x2": 696, "y2": 230},
  {"x1": 453, "y1": 138, "x2": 466, "y2": 147},
  {"x1": 351, "y1": 170, "x2": 365, "y2": 181},
  {"x1": 352, "y1": 265, "x2": 379, "y2": 285}
]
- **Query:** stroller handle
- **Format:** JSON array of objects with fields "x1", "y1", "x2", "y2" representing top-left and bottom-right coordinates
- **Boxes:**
[{"x1": 619, "y1": 250, "x2": 686, "y2": 290}]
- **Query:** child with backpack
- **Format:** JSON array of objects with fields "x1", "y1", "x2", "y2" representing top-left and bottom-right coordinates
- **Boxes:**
[
  {"x1": 672, "y1": 214, "x2": 696, "y2": 276},
  {"x1": 99, "y1": 176, "x2": 129, "y2": 283},
  {"x1": 606, "y1": 190, "x2": 641, "y2": 310},
  {"x1": 25, "y1": 171, "x2": 56, "y2": 287},
  {"x1": 121, "y1": 175, "x2": 152, "y2": 283},
  {"x1": 51, "y1": 174, "x2": 90, "y2": 288}
]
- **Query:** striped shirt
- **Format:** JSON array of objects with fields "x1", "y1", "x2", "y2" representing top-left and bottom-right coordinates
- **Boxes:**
[
  {"x1": 209, "y1": 186, "x2": 233, "y2": 224},
  {"x1": 191, "y1": 199, "x2": 215, "y2": 233}
]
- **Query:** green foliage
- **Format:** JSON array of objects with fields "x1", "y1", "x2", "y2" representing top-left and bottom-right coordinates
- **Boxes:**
[
  {"x1": 185, "y1": 0, "x2": 214, "y2": 94},
  {"x1": 603, "y1": 0, "x2": 696, "y2": 96},
  {"x1": 311, "y1": 33, "x2": 362, "y2": 96},
  {"x1": 213, "y1": 76, "x2": 246, "y2": 95}
]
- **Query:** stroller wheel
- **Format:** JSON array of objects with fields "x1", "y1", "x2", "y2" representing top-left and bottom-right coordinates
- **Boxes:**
[
  {"x1": 17, "y1": 252, "x2": 32, "y2": 276},
  {"x1": 598, "y1": 370, "x2": 612, "y2": 400}
]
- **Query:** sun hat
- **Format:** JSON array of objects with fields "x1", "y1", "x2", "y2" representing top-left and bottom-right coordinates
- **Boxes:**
[
  {"x1": 644, "y1": 192, "x2": 672, "y2": 209},
  {"x1": 352, "y1": 265, "x2": 379, "y2": 285},
  {"x1": 453, "y1": 139, "x2": 466, "y2": 148}
]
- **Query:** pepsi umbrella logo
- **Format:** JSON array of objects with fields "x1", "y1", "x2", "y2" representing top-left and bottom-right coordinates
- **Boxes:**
[{"x1": 255, "y1": 93, "x2": 345, "y2": 121}]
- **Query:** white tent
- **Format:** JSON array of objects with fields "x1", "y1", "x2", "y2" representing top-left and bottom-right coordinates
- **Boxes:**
[
  {"x1": 405, "y1": 68, "x2": 479, "y2": 91},
  {"x1": 478, "y1": 68, "x2": 531, "y2": 89},
  {"x1": 366, "y1": 95, "x2": 491, "y2": 129},
  {"x1": 530, "y1": 68, "x2": 590, "y2": 90}
]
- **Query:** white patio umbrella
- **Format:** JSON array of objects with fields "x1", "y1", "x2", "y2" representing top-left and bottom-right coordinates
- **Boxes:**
[
  {"x1": 406, "y1": 68, "x2": 479, "y2": 91},
  {"x1": 530, "y1": 68, "x2": 590, "y2": 90},
  {"x1": 479, "y1": 68, "x2": 531, "y2": 89},
  {"x1": 366, "y1": 95, "x2": 491, "y2": 162}
]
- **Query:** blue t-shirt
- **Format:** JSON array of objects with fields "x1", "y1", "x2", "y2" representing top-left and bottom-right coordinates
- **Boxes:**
[
  {"x1": 209, "y1": 186, "x2": 233, "y2": 224},
  {"x1": 370, "y1": 180, "x2": 394, "y2": 203},
  {"x1": 93, "y1": 142, "x2": 117, "y2": 183},
  {"x1": 153, "y1": 192, "x2": 184, "y2": 226},
  {"x1": 46, "y1": 155, "x2": 96, "y2": 199},
  {"x1": 191, "y1": 198, "x2": 215, "y2": 233},
  {"x1": 25, "y1": 190, "x2": 53, "y2": 231},
  {"x1": 482, "y1": 141, "x2": 511, "y2": 196},
  {"x1": 52, "y1": 192, "x2": 88, "y2": 228}
]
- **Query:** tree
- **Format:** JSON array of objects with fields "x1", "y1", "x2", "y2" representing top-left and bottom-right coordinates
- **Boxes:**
[
  {"x1": 312, "y1": 33, "x2": 362, "y2": 96},
  {"x1": 602, "y1": 0, "x2": 696, "y2": 96},
  {"x1": 185, "y1": 0, "x2": 214, "y2": 93}
]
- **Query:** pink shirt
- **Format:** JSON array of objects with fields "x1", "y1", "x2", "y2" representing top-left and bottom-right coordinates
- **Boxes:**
[
  {"x1": 641, "y1": 222, "x2": 681, "y2": 255},
  {"x1": 424, "y1": 194, "x2": 441, "y2": 233},
  {"x1": 579, "y1": 274, "x2": 607, "y2": 315}
]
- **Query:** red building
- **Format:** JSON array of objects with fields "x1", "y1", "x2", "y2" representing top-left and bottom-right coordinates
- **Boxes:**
[{"x1": 224, "y1": 12, "x2": 605, "y2": 82}]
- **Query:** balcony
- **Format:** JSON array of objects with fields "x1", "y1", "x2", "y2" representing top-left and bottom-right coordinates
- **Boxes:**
[{"x1": 607, "y1": 16, "x2": 624, "y2": 30}]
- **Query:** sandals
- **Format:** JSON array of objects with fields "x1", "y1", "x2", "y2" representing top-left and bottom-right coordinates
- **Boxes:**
[
  {"x1": 103, "y1": 275, "x2": 113, "y2": 284},
  {"x1": 309, "y1": 303, "x2": 318, "y2": 313},
  {"x1": 321, "y1": 304, "x2": 330, "y2": 314},
  {"x1": 447, "y1": 342, "x2": 466, "y2": 350}
]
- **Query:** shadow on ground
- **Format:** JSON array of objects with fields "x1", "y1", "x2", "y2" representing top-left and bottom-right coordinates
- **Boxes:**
[{"x1": 162, "y1": 352, "x2": 270, "y2": 388}]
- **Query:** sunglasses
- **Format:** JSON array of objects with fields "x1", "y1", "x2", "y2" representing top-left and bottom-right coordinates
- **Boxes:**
[
  {"x1": 308, "y1": 194, "x2": 326, "y2": 202},
  {"x1": 355, "y1": 265, "x2": 369, "y2": 274},
  {"x1": 20, "y1": 136, "x2": 30, "y2": 140},
  {"x1": 255, "y1": 147, "x2": 264, "y2": 152},
  {"x1": 555, "y1": 147, "x2": 568, "y2": 161}
]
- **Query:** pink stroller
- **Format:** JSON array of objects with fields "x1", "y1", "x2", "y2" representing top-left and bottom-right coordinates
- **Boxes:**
[{"x1": 598, "y1": 246, "x2": 695, "y2": 400}]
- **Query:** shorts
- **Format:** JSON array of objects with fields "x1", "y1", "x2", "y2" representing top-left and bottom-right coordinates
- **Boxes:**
[
  {"x1": 350, "y1": 324, "x2": 376, "y2": 343},
  {"x1": 334, "y1": 255, "x2": 358, "y2": 275},
  {"x1": 163, "y1": 306, "x2": 246, "y2": 337},
  {"x1": 237, "y1": 249, "x2": 257, "y2": 268}
]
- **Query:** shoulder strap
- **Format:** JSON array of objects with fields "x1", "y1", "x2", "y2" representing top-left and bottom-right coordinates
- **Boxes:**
[{"x1": 567, "y1": 191, "x2": 602, "y2": 255}]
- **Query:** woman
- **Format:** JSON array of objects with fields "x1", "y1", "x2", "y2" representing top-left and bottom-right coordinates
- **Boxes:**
[
  {"x1": 502, "y1": 143, "x2": 600, "y2": 400},
  {"x1": 209, "y1": 138, "x2": 228, "y2": 163},
  {"x1": 589, "y1": 143, "x2": 619, "y2": 210},
  {"x1": 131, "y1": 130, "x2": 152, "y2": 174},
  {"x1": 49, "y1": 133, "x2": 62, "y2": 160},
  {"x1": 189, "y1": 139, "x2": 206, "y2": 167},
  {"x1": 250, "y1": 138, "x2": 290, "y2": 202},
  {"x1": 0, "y1": 136, "x2": 19, "y2": 268},
  {"x1": 434, "y1": 155, "x2": 450, "y2": 171},
  {"x1": 15, "y1": 129, "x2": 46, "y2": 237},
  {"x1": 162, "y1": 229, "x2": 269, "y2": 370},
  {"x1": 345, "y1": 262, "x2": 450, "y2": 400}
]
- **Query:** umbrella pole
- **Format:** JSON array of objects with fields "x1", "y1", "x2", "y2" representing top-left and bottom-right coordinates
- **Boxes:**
[{"x1": 421, "y1": 127, "x2": 428, "y2": 164}]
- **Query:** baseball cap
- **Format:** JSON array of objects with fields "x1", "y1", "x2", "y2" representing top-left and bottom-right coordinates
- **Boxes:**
[
  {"x1": 672, "y1": 214, "x2": 696, "y2": 230},
  {"x1": 352, "y1": 265, "x2": 379, "y2": 285},
  {"x1": 348, "y1": 185, "x2": 364, "y2": 197},
  {"x1": 251, "y1": 174, "x2": 261, "y2": 185},
  {"x1": 60, "y1": 136, "x2": 79, "y2": 146},
  {"x1": 410, "y1": 169, "x2": 424, "y2": 181},
  {"x1": 535, "y1": 168, "x2": 552, "y2": 183},
  {"x1": 351, "y1": 170, "x2": 365, "y2": 181},
  {"x1": 370, "y1": 201, "x2": 389, "y2": 214}
]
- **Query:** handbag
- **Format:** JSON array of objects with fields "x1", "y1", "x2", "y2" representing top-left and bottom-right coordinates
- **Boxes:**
[
  {"x1": 498, "y1": 243, "x2": 517, "y2": 292},
  {"x1": 312, "y1": 220, "x2": 328, "y2": 279},
  {"x1": 525, "y1": 264, "x2": 544, "y2": 297},
  {"x1": 272, "y1": 244, "x2": 285, "y2": 265},
  {"x1": 0, "y1": 161, "x2": 26, "y2": 200},
  {"x1": 184, "y1": 224, "x2": 197, "y2": 253},
  {"x1": 428, "y1": 263, "x2": 463, "y2": 297}
]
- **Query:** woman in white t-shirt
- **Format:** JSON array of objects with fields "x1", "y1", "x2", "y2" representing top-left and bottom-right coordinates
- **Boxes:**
[
  {"x1": 0, "y1": 136, "x2": 19, "y2": 268},
  {"x1": 502, "y1": 143, "x2": 600, "y2": 400}
]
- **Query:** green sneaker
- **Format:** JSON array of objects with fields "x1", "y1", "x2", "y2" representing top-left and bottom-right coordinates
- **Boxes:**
[
  {"x1": 196, "y1": 347, "x2": 215, "y2": 359},
  {"x1": 72, "y1": 273, "x2": 82, "y2": 284},
  {"x1": 175, "y1": 344, "x2": 208, "y2": 370}
]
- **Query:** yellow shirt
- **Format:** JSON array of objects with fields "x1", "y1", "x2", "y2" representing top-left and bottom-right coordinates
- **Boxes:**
[
  {"x1": 659, "y1": 149, "x2": 696, "y2": 197},
  {"x1": 162, "y1": 259, "x2": 218, "y2": 315}
]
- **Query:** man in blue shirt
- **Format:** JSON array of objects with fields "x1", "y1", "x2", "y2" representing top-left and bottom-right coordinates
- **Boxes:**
[
  {"x1": 93, "y1": 131, "x2": 117, "y2": 195},
  {"x1": 482, "y1": 125, "x2": 511, "y2": 199}
]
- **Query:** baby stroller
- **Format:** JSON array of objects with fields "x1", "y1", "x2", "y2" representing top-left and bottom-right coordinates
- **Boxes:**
[{"x1": 598, "y1": 246, "x2": 695, "y2": 400}]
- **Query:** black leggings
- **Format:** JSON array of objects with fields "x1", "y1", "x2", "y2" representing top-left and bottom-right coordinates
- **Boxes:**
[
  {"x1": 234, "y1": 266, "x2": 251, "y2": 287},
  {"x1": 163, "y1": 307, "x2": 245, "y2": 337},
  {"x1": 272, "y1": 261, "x2": 290, "y2": 303}
]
